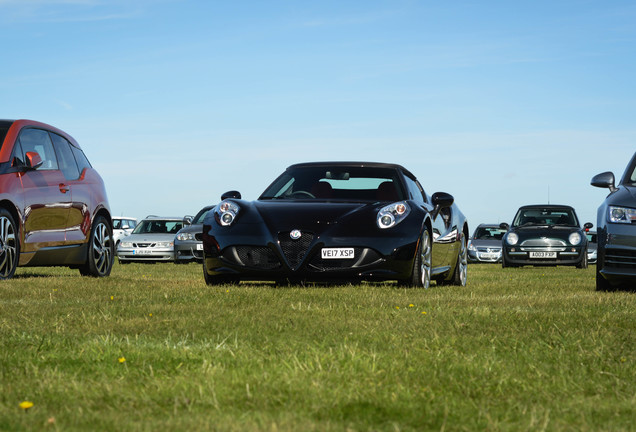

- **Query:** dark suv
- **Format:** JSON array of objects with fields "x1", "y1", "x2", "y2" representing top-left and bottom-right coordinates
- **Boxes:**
[{"x1": 0, "y1": 119, "x2": 114, "y2": 279}]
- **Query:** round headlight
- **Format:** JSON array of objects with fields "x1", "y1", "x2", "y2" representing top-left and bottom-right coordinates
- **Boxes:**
[
  {"x1": 221, "y1": 212, "x2": 235, "y2": 225},
  {"x1": 379, "y1": 213, "x2": 395, "y2": 227},
  {"x1": 569, "y1": 232, "x2": 581, "y2": 245},
  {"x1": 506, "y1": 232, "x2": 519, "y2": 246}
]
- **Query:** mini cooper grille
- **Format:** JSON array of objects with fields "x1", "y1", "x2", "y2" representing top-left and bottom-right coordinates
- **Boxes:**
[
  {"x1": 231, "y1": 246, "x2": 280, "y2": 270},
  {"x1": 308, "y1": 248, "x2": 382, "y2": 271},
  {"x1": 279, "y1": 232, "x2": 314, "y2": 270},
  {"x1": 520, "y1": 238, "x2": 566, "y2": 247},
  {"x1": 605, "y1": 249, "x2": 636, "y2": 269}
]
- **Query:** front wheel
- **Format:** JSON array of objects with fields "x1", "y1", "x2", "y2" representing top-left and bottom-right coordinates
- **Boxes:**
[
  {"x1": 576, "y1": 252, "x2": 588, "y2": 269},
  {"x1": 79, "y1": 215, "x2": 114, "y2": 277},
  {"x1": 203, "y1": 262, "x2": 239, "y2": 286},
  {"x1": 595, "y1": 262, "x2": 613, "y2": 291},
  {"x1": 0, "y1": 209, "x2": 20, "y2": 280},
  {"x1": 400, "y1": 227, "x2": 432, "y2": 288},
  {"x1": 449, "y1": 232, "x2": 468, "y2": 286}
]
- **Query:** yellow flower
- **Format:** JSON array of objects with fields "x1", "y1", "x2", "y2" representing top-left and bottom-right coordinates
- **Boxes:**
[
  {"x1": 118, "y1": 357, "x2": 126, "y2": 363},
  {"x1": 421, "y1": 311, "x2": 427, "y2": 315},
  {"x1": 110, "y1": 296, "x2": 114, "y2": 301},
  {"x1": 19, "y1": 401, "x2": 34, "y2": 410},
  {"x1": 408, "y1": 304, "x2": 414, "y2": 308},
  {"x1": 395, "y1": 306, "x2": 400, "y2": 310},
  {"x1": 148, "y1": 313, "x2": 153, "y2": 317}
]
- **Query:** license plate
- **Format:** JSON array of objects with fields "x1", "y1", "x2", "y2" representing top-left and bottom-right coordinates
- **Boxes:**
[
  {"x1": 529, "y1": 251, "x2": 557, "y2": 258},
  {"x1": 321, "y1": 248, "x2": 355, "y2": 259},
  {"x1": 196, "y1": 244, "x2": 203, "y2": 250},
  {"x1": 133, "y1": 249, "x2": 154, "y2": 255},
  {"x1": 479, "y1": 252, "x2": 499, "y2": 259}
]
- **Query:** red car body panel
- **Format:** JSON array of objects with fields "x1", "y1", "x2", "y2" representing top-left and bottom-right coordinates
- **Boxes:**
[{"x1": 0, "y1": 119, "x2": 112, "y2": 269}]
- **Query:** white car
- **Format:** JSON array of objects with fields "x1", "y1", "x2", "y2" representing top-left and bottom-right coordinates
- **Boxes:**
[{"x1": 112, "y1": 217, "x2": 138, "y2": 248}]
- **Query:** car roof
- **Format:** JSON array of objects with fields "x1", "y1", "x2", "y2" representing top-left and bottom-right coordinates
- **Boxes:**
[
  {"x1": 286, "y1": 161, "x2": 418, "y2": 181},
  {"x1": 476, "y1": 223, "x2": 503, "y2": 228},
  {"x1": 141, "y1": 216, "x2": 184, "y2": 221},
  {"x1": 113, "y1": 216, "x2": 137, "y2": 220},
  {"x1": 517, "y1": 204, "x2": 575, "y2": 211}
]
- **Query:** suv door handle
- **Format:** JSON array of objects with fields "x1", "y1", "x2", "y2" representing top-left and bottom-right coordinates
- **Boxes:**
[{"x1": 59, "y1": 183, "x2": 70, "y2": 193}]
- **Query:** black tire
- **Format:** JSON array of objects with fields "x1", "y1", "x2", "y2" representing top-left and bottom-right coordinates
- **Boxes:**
[
  {"x1": 595, "y1": 263, "x2": 613, "y2": 291},
  {"x1": 0, "y1": 209, "x2": 20, "y2": 280},
  {"x1": 203, "y1": 261, "x2": 238, "y2": 286},
  {"x1": 79, "y1": 215, "x2": 114, "y2": 277},
  {"x1": 400, "y1": 227, "x2": 432, "y2": 288},
  {"x1": 449, "y1": 232, "x2": 468, "y2": 286},
  {"x1": 576, "y1": 252, "x2": 588, "y2": 269}
]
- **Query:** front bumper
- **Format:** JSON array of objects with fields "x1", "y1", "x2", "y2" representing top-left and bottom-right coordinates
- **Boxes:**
[
  {"x1": 468, "y1": 247, "x2": 502, "y2": 263},
  {"x1": 203, "y1": 229, "x2": 420, "y2": 282},
  {"x1": 598, "y1": 224, "x2": 636, "y2": 282},
  {"x1": 503, "y1": 245, "x2": 585, "y2": 266},
  {"x1": 117, "y1": 247, "x2": 175, "y2": 262},
  {"x1": 175, "y1": 241, "x2": 204, "y2": 262}
]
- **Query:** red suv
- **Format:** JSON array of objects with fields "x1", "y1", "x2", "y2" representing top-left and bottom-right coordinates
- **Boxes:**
[{"x1": 0, "y1": 119, "x2": 114, "y2": 279}]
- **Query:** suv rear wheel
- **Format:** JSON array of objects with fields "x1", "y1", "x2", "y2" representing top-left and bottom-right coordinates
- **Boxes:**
[{"x1": 0, "y1": 209, "x2": 19, "y2": 280}]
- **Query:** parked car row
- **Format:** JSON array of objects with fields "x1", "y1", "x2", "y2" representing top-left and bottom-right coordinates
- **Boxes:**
[{"x1": 0, "y1": 119, "x2": 633, "y2": 291}]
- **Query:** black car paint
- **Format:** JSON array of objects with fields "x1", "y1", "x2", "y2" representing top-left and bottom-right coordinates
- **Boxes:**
[
  {"x1": 591, "y1": 152, "x2": 636, "y2": 290},
  {"x1": 202, "y1": 162, "x2": 468, "y2": 285}
]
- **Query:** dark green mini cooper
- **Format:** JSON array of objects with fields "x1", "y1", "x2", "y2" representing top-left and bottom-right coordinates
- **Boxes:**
[{"x1": 500, "y1": 205, "x2": 593, "y2": 268}]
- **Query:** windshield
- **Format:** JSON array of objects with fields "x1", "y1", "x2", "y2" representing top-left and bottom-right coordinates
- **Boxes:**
[
  {"x1": 259, "y1": 166, "x2": 405, "y2": 201},
  {"x1": 472, "y1": 227, "x2": 506, "y2": 240},
  {"x1": 512, "y1": 207, "x2": 579, "y2": 227},
  {"x1": 132, "y1": 219, "x2": 183, "y2": 234},
  {"x1": 193, "y1": 208, "x2": 212, "y2": 224}
]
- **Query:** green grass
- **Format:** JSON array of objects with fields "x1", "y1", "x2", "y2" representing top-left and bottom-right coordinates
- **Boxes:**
[{"x1": 0, "y1": 263, "x2": 634, "y2": 431}]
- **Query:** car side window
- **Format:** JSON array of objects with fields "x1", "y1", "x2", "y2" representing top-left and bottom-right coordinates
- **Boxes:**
[
  {"x1": 50, "y1": 133, "x2": 81, "y2": 180},
  {"x1": 17, "y1": 128, "x2": 59, "y2": 170},
  {"x1": 70, "y1": 145, "x2": 92, "y2": 173},
  {"x1": 404, "y1": 177, "x2": 426, "y2": 203}
]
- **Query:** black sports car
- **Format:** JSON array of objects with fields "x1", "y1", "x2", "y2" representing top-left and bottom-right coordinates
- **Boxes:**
[
  {"x1": 500, "y1": 204, "x2": 592, "y2": 268},
  {"x1": 591, "y1": 151, "x2": 636, "y2": 291},
  {"x1": 202, "y1": 162, "x2": 469, "y2": 287}
]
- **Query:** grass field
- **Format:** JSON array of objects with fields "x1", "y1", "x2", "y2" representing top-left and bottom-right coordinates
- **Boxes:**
[{"x1": 0, "y1": 262, "x2": 634, "y2": 431}]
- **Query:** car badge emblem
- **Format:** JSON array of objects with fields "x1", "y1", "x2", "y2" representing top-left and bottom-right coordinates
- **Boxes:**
[{"x1": 290, "y1": 229, "x2": 302, "y2": 240}]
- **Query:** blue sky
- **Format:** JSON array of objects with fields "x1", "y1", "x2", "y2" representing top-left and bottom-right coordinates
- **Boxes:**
[{"x1": 1, "y1": 0, "x2": 634, "y2": 229}]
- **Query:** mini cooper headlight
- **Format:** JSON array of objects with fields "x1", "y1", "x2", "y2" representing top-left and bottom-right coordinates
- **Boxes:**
[
  {"x1": 568, "y1": 232, "x2": 581, "y2": 245},
  {"x1": 216, "y1": 200, "x2": 240, "y2": 226},
  {"x1": 609, "y1": 206, "x2": 636, "y2": 223},
  {"x1": 377, "y1": 202, "x2": 410, "y2": 229},
  {"x1": 505, "y1": 232, "x2": 519, "y2": 246},
  {"x1": 177, "y1": 232, "x2": 195, "y2": 241}
]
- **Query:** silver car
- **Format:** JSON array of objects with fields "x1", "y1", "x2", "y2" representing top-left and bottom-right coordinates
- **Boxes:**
[
  {"x1": 586, "y1": 230, "x2": 597, "y2": 264},
  {"x1": 467, "y1": 223, "x2": 506, "y2": 263},
  {"x1": 174, "y1": 206, "x2": 213, "y2": 263},
  {"x1": 117, "y1": 216, "x2": 186, "y2": 263},
  {"x1": 112, "y1": 216, "x2": 138, "y2": 248}
]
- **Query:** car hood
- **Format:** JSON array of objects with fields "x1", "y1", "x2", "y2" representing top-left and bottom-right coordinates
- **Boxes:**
[
  {"x1": 607, "y1": 184, "x2": 636, "y2": 205},
  {"x1": 469, "y1": 239, "x2": 502, "y2": 248},
  {"x1": 125, "y1": 233, "x2": 176, "y2": 242},
  {"x1": 176, "y1": 224, "x2": 203, "y2": 235},
  {"x1": 509, "y1": 225, "x2": 583, "y2": 240}
]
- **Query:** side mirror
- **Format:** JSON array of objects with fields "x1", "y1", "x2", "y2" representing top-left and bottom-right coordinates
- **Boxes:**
[
  {"x1": 591, "y1": 171, "x2": 617, "y2": 192},
  {"x1": 183, "y1": 215, "x2": 193, "y2": 225},
  {"x1": 25, "y1": 151, "x2": 43, "y2": 170},
  {"x1": 584, "y1": 222, "x2": 593, "y2": 230},
  {"x1": 499, "y1": 222, "x2": 510, "y2": 231},
  {"x1": 221, "y1": 190, "x2": 241, "y2": 200},
  {"x1": 431, "y1": 192, "x2": 454, "y2": 208}
]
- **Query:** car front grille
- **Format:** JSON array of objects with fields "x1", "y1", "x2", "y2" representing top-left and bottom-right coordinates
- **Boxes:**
[
  {"x1": 520, "y1": 238, "x2": 566, "y2": 247},
  {"x1": 134, "y1": 242, "x2": 155, "y2": 248},
  {"x1": 279, "y1": 232, "x2": 314, "y2": 270},
  {"x1": 476, "y1": 247, "x2": 501, "y2": 252},
  {"x1": 605, "y1": 249, "x2": 636, "y2": 269}
]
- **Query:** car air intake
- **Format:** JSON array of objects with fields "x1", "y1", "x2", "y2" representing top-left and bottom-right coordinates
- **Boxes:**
[{"x1": 279, "y1": 232, "x2": 314, "y2": 270}]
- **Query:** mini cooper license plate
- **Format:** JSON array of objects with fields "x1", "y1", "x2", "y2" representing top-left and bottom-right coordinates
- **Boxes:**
[
  {"x1": 529, "y1": 251, "x2": 557, "y2": 259},
  {"x1": 321, "y1": 248, "x2": 355, "y2": 259}
]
